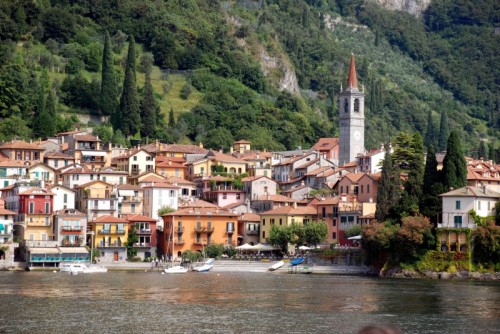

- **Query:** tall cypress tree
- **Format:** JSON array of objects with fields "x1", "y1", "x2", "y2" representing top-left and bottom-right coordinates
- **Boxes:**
[
  {"x1": 118, "y1": 35, "x2": 141, "y2": 137},
  {"x1": 375, "y1": 150, "x2": 401, "y2": 222},
  {"x1": 100, "y1": 31, "x2": 119, "y2": 117},
  {"x1": 442, "y1": 130, "x2": 467, "y2": 190},
  {"x1": 405, "y1": 132, "x2": 425, "y2": 199},
  {"x1": 420, "y1": 145, "x2": 444, "y2": 224},
  {"x1": 140, "y1": 69, "x2": 157, "y2": 138},
  {"x1": 168, "y1": 107, "x2": 176, "y2": 127},
  {"x1": 437, "y1": 110, "x2": 449, "y2": 152},
  {"x1": 424, "y1": 110, "x2": 435, "y2": 148},
  {"x1": 478, "y1": 141, "x2": 487, "y2": 159}
]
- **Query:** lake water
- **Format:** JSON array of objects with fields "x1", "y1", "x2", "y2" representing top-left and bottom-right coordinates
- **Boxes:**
[{"x1": 0, "y1": 271, "x2": 498, "y2": 334}]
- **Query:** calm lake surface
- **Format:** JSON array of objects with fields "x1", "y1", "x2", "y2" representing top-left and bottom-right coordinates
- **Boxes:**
[{"x1": 0, "y1": 271, "x2": 498, "y2": 334}]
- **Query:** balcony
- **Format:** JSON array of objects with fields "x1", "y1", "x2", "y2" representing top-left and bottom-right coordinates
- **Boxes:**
[
  {"x1": 61, "y1": 226, "x2": 83, "y2": 234},
  {"x1": 91, "y1": 207, "x2": 115, "y2": 212},
  {"x1": 175, "y1": 226, "x2": 184, "y2": 233},
  {"x1": 98, "y1": 241, "x2": 123, "y2": 248},
  {"x1": 246, "y1": 230, "x2": 259, "y2": 235},
  {"x1": 122, "y1": 196, "x2": 142, "y2": 203},
  {"x1": 98, "y1": 229, "x2": 111, "y2": 235},
  {"x1": 132, "y1": 242, "x2": 151, "y2": 248},
  {"x1": 193, "y1": 239, "x2": 209, "y2": 246},
  {"x1": 174, "y1": 239, "x2": 184, "y2": 245},
  {"x1": 115, "y1": 230, "x2": 126, "y2": 235},
  {"x1": 194, "y1": 226, "x2": 215, "y2": 233},
  {"x1": 137, "y1": 228, "x2": 151, "y2": 234},
  {"x1": 61, "y1": 240, "x2": 83, "y2": 247},
  {"x1": 226, "y1": 228, "x2": 235, "y2": 234}
]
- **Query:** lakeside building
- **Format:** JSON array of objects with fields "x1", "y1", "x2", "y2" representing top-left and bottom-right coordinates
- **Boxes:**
[
  {"x1": 116, "y1": 184, "x2": 143, "y2": 217},
  {"x1": 123, "y1": 214, "x2": 158, "y2": 260},
  {"x1": 0, "y1": 140, "x2": 45, "y2": 166},
  {"x1": 438, "y1": 186, "x2": 500, "y2": 252},
  {"x1": 75, "y1": 180, "x2": 117, "y2": 219},
  {"x1": 160, "y1": 206, "x2": 238, "y2": 261},
  {"x1": 53, "y1": 208, "x2": 88, "y2": 249},
  {"x1": 0, "y1": 199, "x2": 15, "y2": 244},
  {"x1": 113, "y1": 147, "x2": 155, "y2": 176},
  {"x1": 238, "y1": 213, "x2": 261, "y2": 246},
  {"x1": 88, "y1": 215, "x2": 129, "y2": 262}
]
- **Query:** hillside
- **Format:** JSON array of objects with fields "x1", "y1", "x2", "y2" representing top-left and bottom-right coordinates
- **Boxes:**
[{"x1": 0, "y1": 0, "x2": 498, "y2": 160}]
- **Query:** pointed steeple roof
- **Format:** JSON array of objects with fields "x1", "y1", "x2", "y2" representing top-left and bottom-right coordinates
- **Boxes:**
[{"x1": 346, "y1": 53, "x2": 358, "y2": 89}]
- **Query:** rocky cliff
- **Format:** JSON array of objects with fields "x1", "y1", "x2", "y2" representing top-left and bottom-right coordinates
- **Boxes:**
[{"x1": 370, "y1": 0, "x2": 431, "y2": 16}]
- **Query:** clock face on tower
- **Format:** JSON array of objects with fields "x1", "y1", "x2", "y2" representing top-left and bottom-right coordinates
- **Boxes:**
[{"x1": 354, "y1": 130, "x2": 361, "y2": 141}]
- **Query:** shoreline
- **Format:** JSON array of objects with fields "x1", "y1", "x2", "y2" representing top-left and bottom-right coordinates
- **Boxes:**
[{"x1": 5, "y1": 260, "x2": 499, "y2": 280}]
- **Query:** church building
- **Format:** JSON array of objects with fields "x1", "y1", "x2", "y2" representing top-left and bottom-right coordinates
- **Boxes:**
[{"x1": 339, "y1": 54, "x2": 365, "y2": 166}]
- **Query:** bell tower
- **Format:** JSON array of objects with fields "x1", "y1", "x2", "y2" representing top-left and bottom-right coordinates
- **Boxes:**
[{"x1": 339, "y1": 54, "x2": 365, "y2": 166}]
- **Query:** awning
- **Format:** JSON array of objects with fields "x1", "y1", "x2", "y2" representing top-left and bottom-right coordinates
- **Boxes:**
[
  {"x1": 118, "y1": 190, "x2": 135, "y2": 197},
  {"x1": 348, "y1": 235, "x2": 362, "y2": 240},
  {"x1": 59, "y1": 247, "x2": 89, "y2": 254},
  {"x1": 81, "y1": 151, "x2": 107, "y2": 156},
  {"x1": 29, "y1": 247, "x2": 60, "y2": 254}
]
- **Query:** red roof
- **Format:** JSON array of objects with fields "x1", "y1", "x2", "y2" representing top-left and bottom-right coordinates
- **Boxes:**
[
  {"x1": 312, "y1": 138, "x2": 339, "y2": 151},
  {"x1": 0, "y1": 140, "x2": 44, "y2": 150},
  {"x1": 123, "y1": 214, "x2": 157, "y2": 222},
  {"x1": 89, "y1": 215, "x2": 128, "y2": 223},
  {"x1": 240, "y1": 213, "x2": 260, "y2": 222},
  {"x1": 260, "y1": 205, "x2": 317, "y2": 216},
  {"x1": 347, "y1": 53, "x2": 358, "y2": 89},
  {"x1": 18, "y1": 187, "x2": 55, "y2": 196},
  {"x1": 74, "y1": 134, "x2": 100, "y2": 142}
]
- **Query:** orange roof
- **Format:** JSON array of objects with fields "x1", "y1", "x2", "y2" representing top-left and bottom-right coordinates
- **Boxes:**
[
  {"x1": 75, "y1": 180, "x2": 113, "y2": 189},
  {"x1": 44, "y1": 152, "x2": 76, "y2": 159},
  {"x1": 142, "y1": 182, "x2": 180, "y2": 189},
  {"x1": 241, "y1": 175, "x2": 274, "y2": 183},
  {"x1": 165, "y1": 176, "x2": 195, "y2": 186},
  {"x1": 0, "y1": 160, "x2": 27, "y2": 167},
  {"x1": 0, "y1": 140, "x2": 43, "y2": 150},
  {"x1": 344, "y1": 173, "x2": 365, "y2": 183},
  {"x1": 18, "y1": 187, "x2": 55, "y2": 196},
  {"x1": 123, "y1": 214, "x2": 157, "y2": 222},
  {"x1": 156, "y1": 160, "x2": 185, "y2": 168},
  {"x1": 312, "y1": 138, "x2": 339, "y2": 151},
  {"x1": 164, "y1": 207, "x2": 238, "y2": 217},
  {"x1": 240, "y1": 213, "x2": 260, "y2": 222},
  {"x1": 74, "y1": 134, "x2": 100, "y2": 142},
  {"x1": 260, "y1": 205, "x2": 317, "y2": 216},
  {"x1": 155, "y1": 156, "x2": 186, "y2": 163},
  {"x1": 179, "y1": 199, "x2": 218, "y2": 209},
  {"x1": 255, "y1": 194, "x2": 295, "y2": 202},
  {"x1": 160, "y1": 144, "x2": 208, "y2": 155},
  {"x1": 347, "y1": 53, "x2": 358, "y2": 89},
  {"x1": 89, "y1": 215, "x2": 128, "y2": 224},
  {"x1": 117, "y1": 184, "x2": 143, "y2": 191}
]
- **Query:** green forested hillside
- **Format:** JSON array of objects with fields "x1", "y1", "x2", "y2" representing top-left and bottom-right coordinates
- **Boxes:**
[{"x1": 0, "y1": 0, "x2": 498, "y2": 160}]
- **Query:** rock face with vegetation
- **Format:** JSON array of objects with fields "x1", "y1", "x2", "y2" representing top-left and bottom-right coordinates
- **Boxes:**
[
  {"x1": 0, "y1": 0, "x2": 498, "y2": 159},
  {"x1": 370, "y1": 0, "x2": 431, "y2": 16}
]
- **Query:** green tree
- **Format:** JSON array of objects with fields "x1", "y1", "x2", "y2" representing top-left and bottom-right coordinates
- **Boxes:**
[
  {"x1": 420, "y1": 145, "x2": 444, "y2": 224},
  {"x1": 375, "y1": 150, "x2": 401, "y2": 221},
  {"x1": 0, "y1": 115, "x2": 32, "y2": 141},
  {"x1": 478, "y1": 141, "x2": 487, "y2": 159},
  {"x1": 344, "y1": 225, "x2": 362, "y2": 238},
  {"x1": 125, "y1": 227, "x2": 138, "y2": 259},
  {"x1": 495, "y1": 201, "x2": 500, "y2": 226},
  {"x1": 442, "y1": 130, "x2": 467, "y2": 190},
  {"x1": 168, "y1": 107, "x2": 176, "y2": 127},
  {"x1": 471, "y1": 219, "x2": 500, "y2": 267},
  {"x1": 92, "y1": 124, "x2": 113, "y2": 143},
  {"x1": 424, "y1": 110, "x2": 436, "y2": 148},
  {"x1": 437, "y1": 110, "x2": 449, "y2": 152},
  {"x1": 157, "y1": 206, "x2": 176, "y2": 217},
  {"x1": 205, "y1": 243, "x2": 225, "y2": 258},
  {"x1": 303, "y1": 221, "x2": 328, "y2": 246},
  {"x1": 140, "y1": 69, "x2": 157, "y2": 138},
  {"x1": 361, "y1": 221, "x2": 400, "y2": 266},
  {"x1": 395, "y1": 215, "x2": 434, "y2": 262},
  {"x1": 100, "y1": 31, "x2": 119, "y2": 117},
  {"x1": 205, "y1": 127, "x2": 234, "y2": 151},
  {"x1": 117, "y1": 35, "x2": 140, "y2": 136},
  {"x1": 269, "y1": 225, "x2": 293, "y2": 253}
]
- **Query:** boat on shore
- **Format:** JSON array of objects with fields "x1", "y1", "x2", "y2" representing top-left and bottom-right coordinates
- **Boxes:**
[
  {"x1": 192, "y1": 258, "x2": 215, "y2": 272},
  {"x1": 268, "y1": 260, "x2": 284, "y2": 271},
  {"x1": 82, "y1": 264, "x2": 108, "y2": 273},
  {"x1": 290, "y1": 258, "x2": 305, "y2": 266},
  {"x1": 60, "y1": 262, "x2": 108, "y2": 274},
  {"x1": 164, "y1": 265, "x2": 189, "y2": 274}
]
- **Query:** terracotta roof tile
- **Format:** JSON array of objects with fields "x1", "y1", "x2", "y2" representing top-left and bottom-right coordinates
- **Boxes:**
[
  {"x1": 74, "y1": 134, "x2": 100, "y2": 142},
  {"x1": 260, "y1": 205, "x2": 317, "y2": 216},
  {"x1": 89, "y1": 215, "x2": 128, "y2": 223},
  {"x1": 18, "y1": 187, "x2": 55, "y2": 196},
  {"x1": 312, "y1": 138, "x2": 339, "y2": 151},
  {"x1": 240, "y1": 213, "x2": 260, "y2": 222},
  {"x1": 0, "y1": 140, "x2": 44, "y2": 150},
  {"x1": 123, "y1": 214, "x2": 157, "y2": 222}
]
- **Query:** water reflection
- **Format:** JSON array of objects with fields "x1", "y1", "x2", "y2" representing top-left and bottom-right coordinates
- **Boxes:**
[{"x1": 0, "y1": 272, "x2": 498, "y2": 334}]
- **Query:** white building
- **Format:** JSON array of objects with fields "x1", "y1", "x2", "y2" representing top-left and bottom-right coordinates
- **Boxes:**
[
  {"x1": 48, "y1": 185, "x2": 76, "y2": 211},
  {"x1": 142, "y1": 183, "x2": 180, "y2": 227},
  {"x1": 439, "y1": 186, "x2": 500, "y2": 228},
  {"x1": 0, "y1": 199, "x2": 15, "y2": 243}
]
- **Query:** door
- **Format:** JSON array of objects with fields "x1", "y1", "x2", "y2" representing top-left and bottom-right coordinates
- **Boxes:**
[{"x1": 113, "y1": 252, "x2": 119, "y2": 261}]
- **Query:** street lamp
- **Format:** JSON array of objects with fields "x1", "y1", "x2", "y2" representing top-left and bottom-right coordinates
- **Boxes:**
[{"x1": 89, "y1": 231, "x2": 95, "y2": 264}]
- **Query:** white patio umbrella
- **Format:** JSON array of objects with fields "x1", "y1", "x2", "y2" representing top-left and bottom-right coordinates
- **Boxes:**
[
  {"x1": 347, "y1": 235, "x2": 362, "y2": 240},
  {"x1": 236, "y1": 243, "x2": 255, "y2": 250},
  {"x1": 253, "y1": 243, "x2": 278, "y2": 251},
  {"x1": 298, "y1": 245, "x2": 311, "y2": 250}
]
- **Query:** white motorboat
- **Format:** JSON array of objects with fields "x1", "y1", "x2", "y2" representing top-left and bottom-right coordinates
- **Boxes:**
[
  {"x1": 164, "y1": 265, "x2": 189, "y2": 274},
  {"x1": 268, "y1": 260, "x2": 285, "y2": 271},
  {"x1": 82, "y1": 264, "x2": 108, "y2": 273},
  {"x1": 193, "y1": 258, "x2": 215, "y2": 272}
]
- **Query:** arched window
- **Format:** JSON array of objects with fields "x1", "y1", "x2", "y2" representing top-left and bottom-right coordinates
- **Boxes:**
[
  {"x1": 354, "y1": 99, "x2": 360, "y2": 112},
  {"x1": 344, "y1": 99, "x2": 349, "y2": 112}
]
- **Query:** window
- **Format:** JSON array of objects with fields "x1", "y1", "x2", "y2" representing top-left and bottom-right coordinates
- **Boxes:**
[
  {"x1": 227, "y1": 222, "x2": 234, "y2": 233},
  {"x1": 262, "y1": 219, "x2": 265, "y2": 226},
  {"x1": 133, "y1": 156, "x2": 137, "y2": 161},
  {"x1": 236, "y1": 194, "x2": 241, "y2": 200},
  {"x1": 477, "y1": 201, "x2": 481, "y2": 210},
  {"x1": 340, "y1": 186, "x2": 343, "y2": 194},
  {"x1": 332, "y1": 232, "x2": 336, "y2": 239},
  {"x1": 322, "y1": 207, "x2": 326, "y2": 218},
  {"x1": 455, "y1": 201, "x2": 461, "y2": 210},
  {"x1": 63, "y1": 194, "x2": 67, "y2": 203},
  {"x1": 344, "y1": 99, "x2": 349, "y2": 112},
  {"x1": 45, "y1": 202, "x2": 50, "y2": 214},
  {"x1": 488, "y1": 201, "x2": 491, "y2": 211},
  {"x1": 361, "y1": 185, "x2": 364, "y2": 194},
  {"x1": 354, "y1": 98, "x2": 360, "y2": 112},
  {"x1": 262, "y1": 231, "x2": 265, "y2": 239},
  {"x1": 45, "y1": 217, "x2": 50, "y2": 226},
  {"x1": 222, "y1": 193, "x2": 227, "y2": 199},
  {"x1": 367, "y1": 185, "x2": 370, "y2": 193},
  {"x1": 270, "y1": 219, "x2": 275, "y2": 225},
  {"x1": 131, "y1": 203, "x2": 136, "y2": 213},
  {"x1": 170, "y1": 190, "x2": 175, "y2": 197},
  {"x1": 454, "y1": 216, "x2": 462, "y2": 228},
  {"x1": 279, "y1": 218, "x2": 283, "y2": 225},
  {"x1": 29, "y1": 202, "x2": 34, "y2": 214}
]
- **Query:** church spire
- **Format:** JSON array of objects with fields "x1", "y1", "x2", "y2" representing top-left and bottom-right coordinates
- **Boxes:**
[{"x1": 346, "y1": 53, "x2": 358, "y2": 89}]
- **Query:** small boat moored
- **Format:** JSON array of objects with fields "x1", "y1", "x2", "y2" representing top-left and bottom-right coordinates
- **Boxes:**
[
  {"x1": 193, "y1": 258, "x2": 215, "y2": 272},
  {"x1": 268, "y1": 260, "x2": 285, "y2": 271},
  {"x1": 164, "y1": 265, "x2": 189, "y2": 274}
]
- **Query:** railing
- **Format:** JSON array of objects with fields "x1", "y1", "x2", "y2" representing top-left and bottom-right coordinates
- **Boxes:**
[
  {"x1": 61, "y1": 226, "x2": 83, "y2": 233},
  {"x1": 174, "y1": 239, "x2": 184, "y2": 245},
  {"x1": 98, "y1": 229, "x2": 111, "y2": 234},
  {"x1": 98, "y1": 242, "x2": 123, "y2": 247},
  {"x1": 137, "y1": 228, "x2": 151, "y2": 234},
  {"x1": 194, "y1": 226, "x2": 214, "y2": 233},
  {"x1": 193, "y1": 240, "x2": 209, "y2": 246},
  {"x1": 115, "y1": 230, "x2": 126, "y2": 235},
  {"x1": 132, "y1": 242, "x2": 151, "y2": 247},
  {"x1": 246, "y1": 230, "x2": 259, "y2": 235},
  {"x1": 61, "y1": 241, "x2": 83, "y2": 247},
  {"x1": 122, "y1": 196, "x2": 142, "y2": 203},
  {"x1": 92, "y1": 207, "x2": 116, "y2": 211},
  {"x1": 24, "y1": 240, "x2": 58, "y2": 247},
  {"x1": 226, "y1": 228, "x2": 235, "y2": 234},
  {"x1": 175, "y1": 227, "x2": 184, "y2": 233}
]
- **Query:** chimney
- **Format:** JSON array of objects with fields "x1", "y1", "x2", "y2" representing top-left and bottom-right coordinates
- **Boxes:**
[
  {"x1": 293, "y1": 202, "x2": 297, "y2": 209},
  {"x1": 483, "y1": 185, "x2": 487, "y2": 194},
  {"x1": 230, "y1": 146, "x2": 234, "y2": 154},
  {"x1": 199, "y1": 142, "x2": 204, "y2": 149}
]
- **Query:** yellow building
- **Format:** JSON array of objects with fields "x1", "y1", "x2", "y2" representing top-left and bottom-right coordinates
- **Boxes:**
[
  {"x1": 75, "y1": 180, "x2": 117, "y2": 219},
  {"x1": 259, "y1": 203, "x2": 317, "y2": 250},
  {"x1": 156, "y1": 157, "x2": 186, "y2": 178},
  {"x1": 186, "y1": 150, "x2": 247, "y2": 181},
  {"x1": 161, "y1": 206, "x2": 238, "y2": 261},
  {"x1": 88, "y1": 215, "x2": 129, "y2": 262}
]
